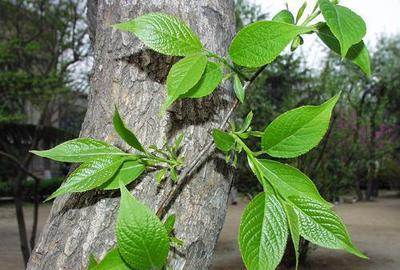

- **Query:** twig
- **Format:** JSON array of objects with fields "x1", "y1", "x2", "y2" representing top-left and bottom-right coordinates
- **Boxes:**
[{"x1": 156, "y1": 64, "x2": 267, "y2": 218}]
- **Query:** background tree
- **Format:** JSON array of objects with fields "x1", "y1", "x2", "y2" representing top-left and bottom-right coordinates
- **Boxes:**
[{"x1": 0, "y1": 0, "x2": 88, "y2": 265}]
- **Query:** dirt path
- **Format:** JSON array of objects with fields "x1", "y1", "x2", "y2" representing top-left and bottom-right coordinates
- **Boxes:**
[
  {"x1": 0, "y1": 194, "x2": 399, "y2": 270},
  {"x1": 212, "y1": 193, "x2": 400, "y2": 270}
]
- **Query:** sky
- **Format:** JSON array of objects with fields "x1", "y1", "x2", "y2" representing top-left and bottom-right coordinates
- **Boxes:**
[{"x1": 252, "y1": 0, "x2": 400, "y2": 67}]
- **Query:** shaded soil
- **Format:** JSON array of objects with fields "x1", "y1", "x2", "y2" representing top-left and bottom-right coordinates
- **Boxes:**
[{"x1": 0, "y1": 193, "x2": 399, "y2": 270}]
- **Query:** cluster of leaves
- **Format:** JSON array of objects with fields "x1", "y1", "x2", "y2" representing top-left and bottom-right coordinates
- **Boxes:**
[
  {"x1": 213, "y1": 94, "x2": 367, "y2": 270},
  {"x1": 32, "y1": 109, "x2": 184, "y2": 269},
  {"x1": 32, "y1": 1, "x2": 371, "y2": 269}
]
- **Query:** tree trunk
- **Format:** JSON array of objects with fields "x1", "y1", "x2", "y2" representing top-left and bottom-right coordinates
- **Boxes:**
[{"x1": 27, "y1": 1, "x2": 235, "y2": 269}]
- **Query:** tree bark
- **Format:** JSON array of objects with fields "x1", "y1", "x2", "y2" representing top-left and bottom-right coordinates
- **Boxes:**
[{"x1": 28, "y1": 1, "x2": 235, "y2": 269}]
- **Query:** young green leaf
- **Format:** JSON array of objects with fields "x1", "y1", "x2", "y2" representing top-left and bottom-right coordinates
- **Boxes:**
[
  {"x1": 239, "y1": 191, "x2": 288, "y2": 270},
  {"x1": 212, "y1": 129, "x2": 235, "y2": 152},
  {"x1": 117, "y1": 184, "x2": 169, "y2": 270},
  {"x1": 290, "y1": 196, "x2": 367, "y2": 259},
  {"x1": 182, "y1": 61, "x2": 223, "y2": 99},
  {"x1": 238, "y1": 111, "x2": 253, "y2": 133},
  {"x1": 272, "y1": 10, "x2": 295, "y2": 24},
  {"x1": 317, "y1": 23, "x2": 371, "y2": 76},
  {"x1": 170, "y1": 167, "x2": 178, "y2": 182},
  {"x1": 256, "y1": 159, "x2": 331, "y2": 206},
  {"x1": 164, "y1": 53, "x2": 207, "y2": 109},
  {"x1": 318, "y1": 0, "x2": 366, "y2": 57},
  {"x1": 290, "y1": 35, "x2": 304, "y2": 51},
  {"x1": 295, "y1": 1, "x2": 307, "y2": 23},
  {"x1": 100, "y1": 160, "x2": 145, "y2": 190},
  {"x1": 229, "y1": 21, "x2": 312, "y2": 67},
  {"x1": 47, "y1": 156, "x2": 126, "y2": 201},
  {"x1": 156, "y1": 168, "x2": 167, "y2": 184},
  {"x1": 164, "y1": 214, "x2": 176, "y2": 235},
  {"x1": 88, "y1": 248, "x2": 131, "y2": 270},
  {"x1": 233, "y1": 74, "x2": 245, "y2": 103},
  {"x1": 113, "y1": 13, "x2": 203, "y2": 56},
  {"x1": 261, "y1": 93, "x2": 340, "y2": 158},
  {"x1": 113, "y1": 109, "x2": 146, "y2": 153},
  {"x1": 31, "y1": 138, "x2": 125, "y2": 163}
]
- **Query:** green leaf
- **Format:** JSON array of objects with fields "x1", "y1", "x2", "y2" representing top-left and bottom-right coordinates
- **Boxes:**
[
  {"x1": 295, "y1": 1, "x2": 307, "y2": 23},
  {"x1": 117, "y1": 184, "x2": 169, "y2": 270},
  {"x1": 283, "y1": 203, "x2": 300, "y2": 270},
  {"x1": 156, "y1": 168, "x2": 167, "y2": 184},
  {"x1": 31, "y1": 138, "x2": 125, "y2": 163},
  {"x1": 89, "y1": 248, "x2": 131, "y2": 270},
  {"x1": 182, "y1": 61, "x2": 223, "y2": 99},
  {"x1": 239, "y1": 191, "x2": 288, "y2": 270},
  {"x1": 100, "y1": 160, "x2": 145, "y2": 190},
  {"x1": 233, "y1": 74, "x2": 245, "y2": 103},
  {"x1": 212, "y1": 129, "x2": 235, "y2": 152},
  {"x1": 113, "y1": 13, "x2": 203, "y2": 56},
  {"x1": 261, "y1": 93, "x2": 340, "y2": 158},
  {"x1": 290, "y1": 196, "x2": 367, "y2": 259},
  {"x1": 256, "y1": 159, "x2": 330, "y2": 206},
  {"x1": 229, "y1": 21, "x2": 312, "y2": 67},
  {"x1": 164, "y1": 214, "x2": 176, "y2": 234},
  {"x1": 47, "y1": 156, "x2": 126, "y2": 201},
  {"x1": 290, "y1": 35, "x2": 304, "y2": 51},
  {"x1": 87, "y1": 254, "x2": 98, "y2": 269},
  {"x1": 318, "y1": 0, "x2": 366, "y2": 57},
  {"x1": 317, "y1": 23, "x2": 371, "y2": 76},
  {"x1": 113, "y1": 109, "x2": 146, "y2": 153},
  {"x1": 164, "y1": 53, "x2": 208, "y2": 109},
  {"x1": 238, "y1": 111, "x2": 253, "y2": 133},
  {"x1": 170, "y1": 167, "x2": 178, "y2": 182},
  {"x1": 272, "y1": 10, "x2": 295, "y2": 24}
]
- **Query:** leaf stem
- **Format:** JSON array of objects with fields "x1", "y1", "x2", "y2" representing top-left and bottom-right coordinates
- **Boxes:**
[{"x1": 156, "y1": 64, "x2": 268, "y2": 218}]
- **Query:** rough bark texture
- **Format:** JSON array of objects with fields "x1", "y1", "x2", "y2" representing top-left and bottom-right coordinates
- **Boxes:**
[{"x1": 27, "y1": 0, "x2": 235, "y2": 269}]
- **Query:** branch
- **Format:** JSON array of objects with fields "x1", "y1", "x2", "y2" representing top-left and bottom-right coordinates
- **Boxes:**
[
  {"x1": 0, "y1": 150, "x2": 42, "y2": 182},
  {"x1": 156, "y1": 64, "x2": 268, "y2": 218}
]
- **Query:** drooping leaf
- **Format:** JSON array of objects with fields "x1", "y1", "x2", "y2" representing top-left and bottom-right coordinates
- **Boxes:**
[
  {"x1": 261, "y1": 93, "x2": 340, "y2": 158},
  {"x1": 182, "y1": 61, "x2": 223, "y2": 99},
  {"x1": 290, "y1": 196, "x2": 367, "y2": 259},
  {"x1": 117, "y1": 184, "x2": 169, "y2": 270},
  {"x1": 272, "y1": 10, "x2": 295, "y2": 24},
  {"x1": 212, "y1": 129, "x2": 235, "y2": 152},
  {"x1": 164, "y1": 53, "x2": 207, "y2": 109},
  {"x1": 238, "y1": 111, "x2": 253, "y2": 133},
  {"x1": 317, "y1": 23, "x2": 371, "y2": 76},
  {"x1": 89, "y1": 248, "x2": 131, "y2": 270},
  {"x1": 100, "y1": 160, "x2": 145, "y2": 190},
  {"x1": 113, "y1": 13, "x2": 203, "y2": 56},
  {"x1": 164, "y1": 214, "x2": 176, "y2": 234},
  {"x1": 31, "y1": 138, "x2": 125, "y2": 163},
  {"x1": 113, "y1": 109, "x2": 146, "y2": 153},
  {"x1": 229, "y1": 21, "x2": 312, "y2": 67},
  {"x1": 233, "y1": 74, "x2": 245, "y2": 103},
  {"x1": 47, "y1": 156, "x2": 126, "y2": 201},
  {"x1": 318, "y1": 0, "x2": 366, "y2": 57},
  {"x1": 256, "y1": 159, "x2": 330, "y2": 206},
  {"x1": 239, "y1": 191, "x2": 288, "y2": 270},
  {"x1": 283, "y1": 202, "x2": 300, "y2": 270}
]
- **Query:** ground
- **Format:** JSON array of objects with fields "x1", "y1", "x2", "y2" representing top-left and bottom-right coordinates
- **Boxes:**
[{"x1": 0, "y1": 193, "x2": 399, "y2": 270}]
